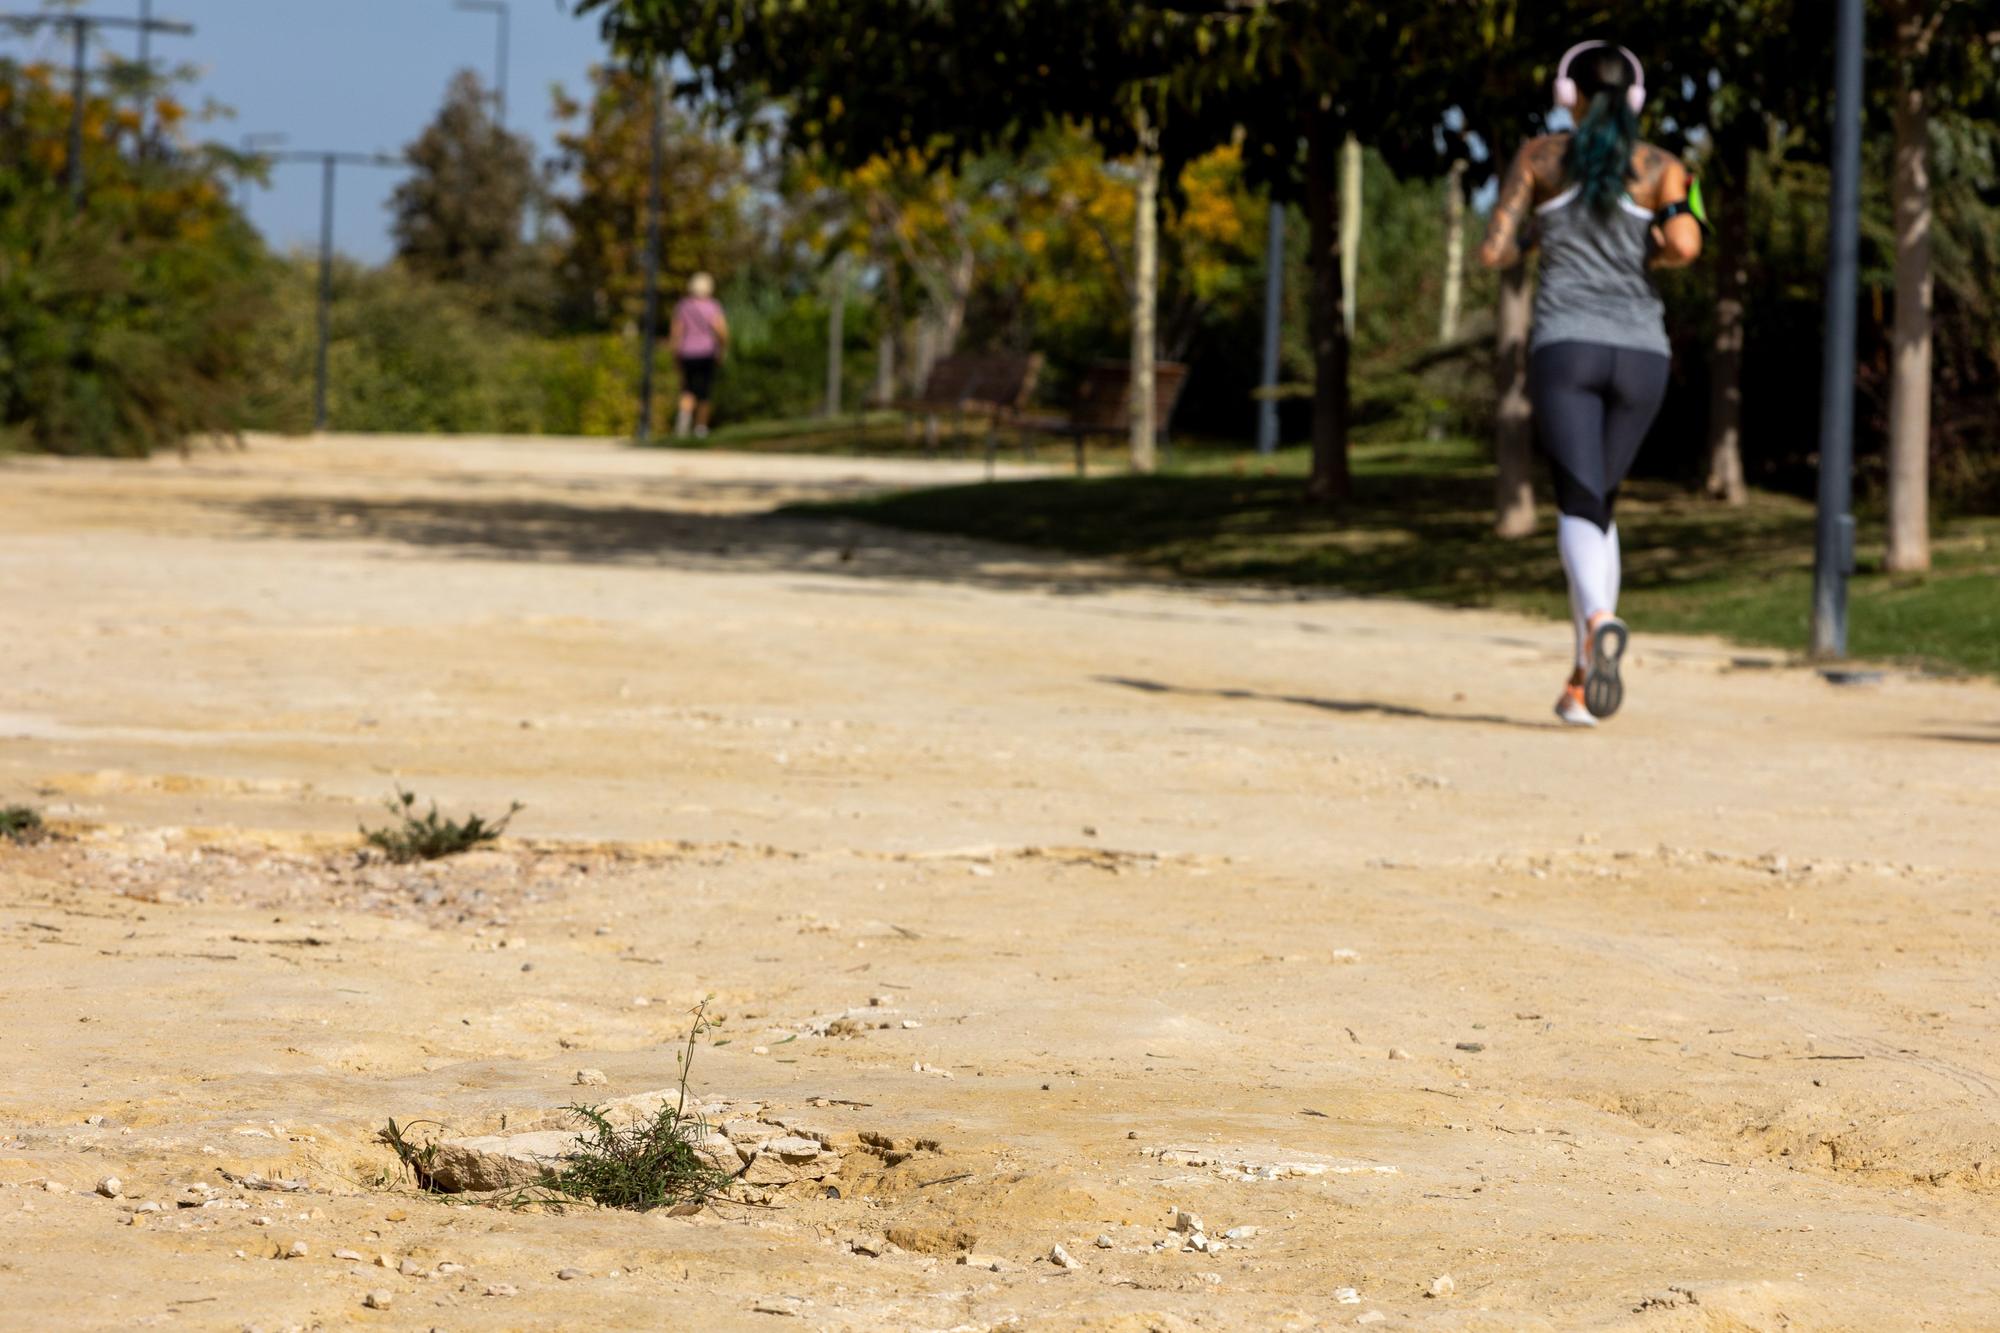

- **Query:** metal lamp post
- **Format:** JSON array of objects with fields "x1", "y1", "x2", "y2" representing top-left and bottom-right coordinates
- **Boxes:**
[
  {"x1": 270, "y1": 151, "x2": 405, "y2": 433},
  {"x1": 1810, "y1": 0, "x2": 1865, "y2": 658}
]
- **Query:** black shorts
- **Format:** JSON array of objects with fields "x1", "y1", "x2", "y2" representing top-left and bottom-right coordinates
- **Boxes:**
[{"x1": 678, "y1": 356, "x2": 717, "y2": 402}]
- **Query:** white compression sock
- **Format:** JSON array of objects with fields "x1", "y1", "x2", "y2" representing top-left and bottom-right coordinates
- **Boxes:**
[
  {"x1": 1558, "y1": 514, "x2": 1615, "y2": 668},
  {"x1": 1605, "y1": 521, "x2": 1622, "y2": 617}
]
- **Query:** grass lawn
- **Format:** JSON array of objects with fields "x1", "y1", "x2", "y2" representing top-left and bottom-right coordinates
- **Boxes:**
[{"x1": 796, "y1": 435, "x2": 2000, "y2": 678}]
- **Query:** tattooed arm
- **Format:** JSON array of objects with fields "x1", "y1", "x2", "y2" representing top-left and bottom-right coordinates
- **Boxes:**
[
  {"x1": 1479, "y1": 136, "x2": 1559, "y2": 270},
  {"x1": 1643, "y1": 150, "x2": 1703, "y2": 269}
]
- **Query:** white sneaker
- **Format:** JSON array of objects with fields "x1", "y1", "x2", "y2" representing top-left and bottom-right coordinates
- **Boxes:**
[{"x1": 1554, "y1": 682, "x2": 1596, "y2": 727}]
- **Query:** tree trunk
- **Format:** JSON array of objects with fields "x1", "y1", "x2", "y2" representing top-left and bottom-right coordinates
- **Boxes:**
[
  {"x1": 1703, "y1": 126, "x2": 1751, "y2": 503},
  {"x1": 1339, "y1": 134, "x2": 1362, "y2": 340},
  {"x1": 1129, "y1": 112, "x2": 1161, "y2": 474},
  {"x1": 1439, "y1": 160, "x2": 1467, "y2": 344},
  {"x1": 1304, "y1": 107, "x2": 1351, "y2": 503},
  {"x1": 1886, "y1": 47, "x2": 1933, "y2": 572},
  {"x1": 1493, "y1": 259, "x2": 1536, "y2": 537},
  {"x1": 872, "y1": 260, "x2": 902, "y2": 406}
]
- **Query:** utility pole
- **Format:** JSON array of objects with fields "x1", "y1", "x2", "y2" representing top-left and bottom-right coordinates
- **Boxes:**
[
  {"x1": 635, "y1": 68, "x2": 666, "y2": 443},
  {"x1": 270, "y1": 151, "x2": 403, "y2": 433},
  {"x1": 452, "y1": 0, "x2": 510, "y2": 126},
  {"x1": 0, "y1": 10, "x2": 194, "y2": 210},
  {"x1": 1811, "y1": 0, "x2": 1865, "y2": 659},
  {"x1": 1256, "y1": 198, "x2": 1285, "y2": 455}
]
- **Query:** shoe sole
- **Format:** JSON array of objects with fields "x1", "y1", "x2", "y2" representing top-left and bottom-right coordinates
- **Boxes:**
[{"x1": 1585, "y1": 618, "x2": 1628, "y2": 719}]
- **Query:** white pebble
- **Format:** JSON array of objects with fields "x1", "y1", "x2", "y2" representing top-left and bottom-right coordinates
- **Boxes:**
[
  {"x1": 95, "y1": 1177, "x2": 122, "y2": 1199},
  {"x1": 1224, "y1": 1226, "x2": 1259, "y2": 1240},
  {"x1": 1050, "y1": 1243, "x2": 1079, "y2": 1270},
  {"x1": 557, "y1": 1267, "x2": 588, "y2": 1281},
  {"x1": 1336, "y1": 1287, "x2": 1363, "y2": 1304},
  {"x1": 285, "y1": 1240, "x2": 309, "y2": 1259},
  {"x1": 575, "y1": 1069, "x2": 608, "y2": 1087},
  {"x1": 752, "y1": 1046, "x2": 770, "y2": 1056},
  {"x1": 333, "y1": 1249, "x2": 363, "y2": 1262},
  {"x1": 363, "y1": 1290, "x2": 393, "y2": 1310},
  {"x1": 485, "y1": 1283, "x2": 519, "y2": 1297},
  {"x1": 1388, "y1": 1048, "x2": 1411, "y2": 1061},
  {"x1": 1428, "y1": 1273, "x2": 1455, "y2": 1298},
  {"x1": 1356, "y1": 1313, "x2": 1387, "y2": 1326},
  {"x1": 1095, "y1": 1234, "x2": 1114, "y2": 1249}
]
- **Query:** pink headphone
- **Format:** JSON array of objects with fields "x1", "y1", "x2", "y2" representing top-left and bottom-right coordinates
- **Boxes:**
[{"x1": 1553, "y1": 41, "x2": 1647, "y2": 114}]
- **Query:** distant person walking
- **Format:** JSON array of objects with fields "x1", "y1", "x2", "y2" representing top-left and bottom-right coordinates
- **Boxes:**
[
  {"x1": 1479, "y1": 40, "x2": 1703, "y2": 727},
  {"x1": 670, "y1": 272, "x2": 728, "y2": 439}
]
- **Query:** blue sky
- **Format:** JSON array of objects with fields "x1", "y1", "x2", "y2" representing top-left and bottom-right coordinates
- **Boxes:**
[{"x1": 6, "y1": 0, "x2": 613, "y2": 261}]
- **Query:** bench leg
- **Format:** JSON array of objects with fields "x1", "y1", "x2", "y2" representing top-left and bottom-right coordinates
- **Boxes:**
[
  {"x1": 984, "y1": 420, "x2": 997, "y2": 482},
  {"x1": 1074, "y1": 433, "x2": 1086, "y2": 478}
]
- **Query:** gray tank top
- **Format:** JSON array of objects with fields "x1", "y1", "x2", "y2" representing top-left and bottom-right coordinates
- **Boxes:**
[{"x1": 1530, "y1": 183, "x2": 1670, "y2": 357}]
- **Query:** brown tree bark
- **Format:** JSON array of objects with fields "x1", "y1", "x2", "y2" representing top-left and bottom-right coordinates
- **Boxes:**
[
  {"x1": 1886, "y1": 18, "x2": 1933, "y2": 573},
  {"x1": 1493, "y1": 259, "x2": 1536, "y2": 538},
  {"x1": 1439, "y1": 160, "x2": 1467, "y2": 344},
  {"x1": 1705, "y1": 126, "x2": 1752, "y2": 505},
  {"x1": 1129, "y1": 111, "x2": 1161, "y2": 475},
  {"x1": 1304, "y1": 106, "x2": 1351, "y2": 504}
]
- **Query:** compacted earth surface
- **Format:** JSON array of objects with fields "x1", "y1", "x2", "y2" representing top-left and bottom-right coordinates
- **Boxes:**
[{"x1": 1, "y1": 434, "x2": 1997, "y2": 1331}]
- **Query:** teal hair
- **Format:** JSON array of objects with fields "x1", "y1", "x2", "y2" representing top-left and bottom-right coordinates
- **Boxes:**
[{"x1": 1564, "y1": 93, "x2": 1638, "y2": 216}]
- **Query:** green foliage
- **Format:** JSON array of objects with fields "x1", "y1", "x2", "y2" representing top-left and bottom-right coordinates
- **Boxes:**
[
  {"x1": 378, "y1": 1118, "x2": 447, "y2": 1192},
  {"x1": 0, "y1": 804, "x2": 45, "y2": 844},
  {"x1": 362, "y1": 787, "x2": 522, "y2": 864},
  {"x1": 0, "y1": 59, "x2": 272, "y2": 456},
  {"x1": 392, "y1": 69, "x2": 545, "y2": 318},
  {"x1": 550, "y1": 65, "x2": 749, "y2": 332},
  {"x1": 531, "y1": 1003, "x2": 735, "y2": 1213}
]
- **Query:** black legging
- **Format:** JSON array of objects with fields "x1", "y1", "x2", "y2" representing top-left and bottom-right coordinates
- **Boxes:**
[{"x1": 1529, "y1": 341, "x2": 1670, "y2": 531}]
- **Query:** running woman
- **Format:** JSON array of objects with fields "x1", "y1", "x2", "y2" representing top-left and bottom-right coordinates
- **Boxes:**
[{"x1": 1478, "y1": 41, "x2": 1703, "y2": 727}]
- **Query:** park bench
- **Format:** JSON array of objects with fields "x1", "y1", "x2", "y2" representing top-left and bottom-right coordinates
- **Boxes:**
[
  {"x1": 901, "y1": 351, "x2": 1044, "y2": 455},
  {"x1": 1013, "y1": 360, "x2": 1190, "y2": 476}
]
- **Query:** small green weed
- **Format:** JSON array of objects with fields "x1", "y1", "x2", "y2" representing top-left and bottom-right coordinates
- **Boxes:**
[
  {"x1": 534, "y1": 1002, "x2": 735, "y2": 1213},
  {"x1": 362, "y1": 787, "x2": 522, "y2": 863},
  {"x1": 0, "y1": 805, "x2": 46, "y2": 845},
  {"x1": 378, "y1": 1117, "x2": 446, "y2": 1192}
]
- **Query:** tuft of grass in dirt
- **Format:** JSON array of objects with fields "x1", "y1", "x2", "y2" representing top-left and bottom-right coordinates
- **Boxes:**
[
  {"x1": 798, "y1": 438, "x2": 2000, "y2": 678},
  {"x1": 534, "y1": 1004, "x2": 735, "y2": 1213},
  {"x1": 0, "y1": 804, "x2": 46, "y2": 845},
  {"x1": 362, "y1": 787, "x2": 522, "y2": 864}
]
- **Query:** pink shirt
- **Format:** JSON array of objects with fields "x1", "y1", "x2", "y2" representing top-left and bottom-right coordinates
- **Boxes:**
[{"x1": 674, "y1": 297, "x2": 725, "y2": 358}]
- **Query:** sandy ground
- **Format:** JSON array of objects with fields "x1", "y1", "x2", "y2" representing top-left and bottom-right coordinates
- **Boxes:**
[{"x1": 1, "y1": 433, "x2": 1997, "y2": 1332}]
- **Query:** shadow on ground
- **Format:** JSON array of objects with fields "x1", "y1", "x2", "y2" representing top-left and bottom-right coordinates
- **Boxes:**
[{"x1": 1097, "y1": 674, "x2": 1564, "y2": 732}]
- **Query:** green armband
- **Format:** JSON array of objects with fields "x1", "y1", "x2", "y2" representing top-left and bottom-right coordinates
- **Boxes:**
[{"x1": 1656, "y1": 178, "x2": 1712, "y2": 231}]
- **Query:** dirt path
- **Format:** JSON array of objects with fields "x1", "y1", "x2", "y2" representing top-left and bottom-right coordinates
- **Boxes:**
[{"x1": 2, "y1": 435, "x2": 1996, "y2": 1331}]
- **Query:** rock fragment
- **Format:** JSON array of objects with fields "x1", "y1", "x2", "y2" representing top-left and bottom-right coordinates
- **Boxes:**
[
  {"x1": 363, "y1": 1291, "x2": 393, "y2": 1310},
  {"x1": 1428, "y1": 1273, "x2": 1456, "y2": 1298},
  {"x1": 1170, "y1": 1207, "x2": 1204, "y2": 1234},
  {"x1": 557, "y1": 1267, "x2": 588, "y2": 1281},
  {"x1": 484, "y1": 1283, "x2": 519, "y2": 1297},
  {"x1": 1050, "y1": 1243, "x2": 1079, "y2": 1270},
  {"x1": 575, "y1": 1069, "x2": 608, "y2": 1087},
  {"x1": 95, "y1": 1177, "x2": 122, "y2": 1199},
  {"x1": 958, "y1": 1253, "x2": 1005, "y2": 1272},
  {"x1": 1095, "y1": 1234, "x2": 1115, "y2": 1249},
  {"x1": 1335, "y1": 1287, "x2": 1363, "y2": 1305}
]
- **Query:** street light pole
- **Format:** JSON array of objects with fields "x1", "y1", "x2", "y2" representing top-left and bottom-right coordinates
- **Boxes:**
[
  {"x1": 452, "y1": 0, "x2": 509, "y2": 126},
  {"x1": 636, "y1": 69, "x2": 666, "y2": 443},
  {"x1": 270, "y1": 151, "x2": 404, "y2": 433},
  {"x1": 1256, "y1": 198, "x2": 1285, "y2": 455},
  {"x1": 1811, "y1": 0, "x2": 1865, "y2": 659}
]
